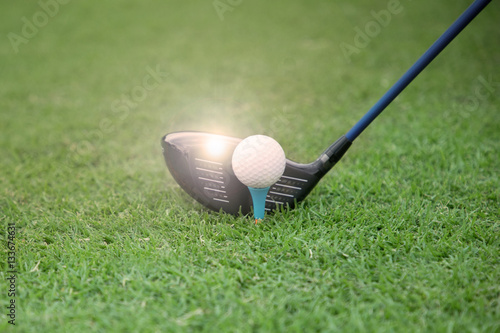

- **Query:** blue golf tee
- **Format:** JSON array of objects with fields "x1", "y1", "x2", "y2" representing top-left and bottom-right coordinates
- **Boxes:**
[{"x1": 248, "y1": 186, "x2": 270, "y2": 222}]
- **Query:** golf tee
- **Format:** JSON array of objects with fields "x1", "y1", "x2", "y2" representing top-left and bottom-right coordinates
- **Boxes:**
[{"x1": 248, "y1": 186, "x2": 270, "y2": 222}]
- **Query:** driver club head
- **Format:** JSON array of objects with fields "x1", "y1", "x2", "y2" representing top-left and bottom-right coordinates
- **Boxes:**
[{"x1": 161, "y1": 131, "x2": 351, "y2": 216}]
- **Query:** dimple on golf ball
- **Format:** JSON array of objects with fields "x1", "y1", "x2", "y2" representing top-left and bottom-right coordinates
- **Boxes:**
[{"x1": 232, "y1": 135, "x2": 286, "y2": 189}]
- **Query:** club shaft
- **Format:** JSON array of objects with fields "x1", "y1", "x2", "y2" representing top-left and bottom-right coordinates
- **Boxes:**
[{"x1": 345, "y1": 0, "x2": 491, "y2": 142}]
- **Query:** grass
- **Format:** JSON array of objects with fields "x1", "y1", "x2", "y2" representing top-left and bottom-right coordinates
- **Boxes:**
[{"x1": 1, "y1": 0, "x2": 499, "y2": 332}]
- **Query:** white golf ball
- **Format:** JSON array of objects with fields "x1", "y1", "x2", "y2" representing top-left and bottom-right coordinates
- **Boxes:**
[{"x1": 232, "y1": 135, "x2": 286, "y2": 189}]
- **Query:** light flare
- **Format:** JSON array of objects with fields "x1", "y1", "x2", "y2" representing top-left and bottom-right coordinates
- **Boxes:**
[{"x1": 206, "y1": 138, "x2": 227, "y2": 157}]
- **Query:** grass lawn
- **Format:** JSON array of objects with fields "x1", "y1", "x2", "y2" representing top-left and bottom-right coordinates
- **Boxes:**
[{"x1": 1, "y1": 0, "x2": 499, "y2": 332}]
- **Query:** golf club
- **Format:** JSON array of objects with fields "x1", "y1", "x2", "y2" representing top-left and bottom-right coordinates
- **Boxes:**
[{"x1": 161, "y1": 0, "x2": 491, "y2": 216}]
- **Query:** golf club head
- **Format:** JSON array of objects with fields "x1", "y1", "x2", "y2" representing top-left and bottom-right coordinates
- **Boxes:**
[{"x1": 161, "y1": 131, "x2": 351, "y2": 215}]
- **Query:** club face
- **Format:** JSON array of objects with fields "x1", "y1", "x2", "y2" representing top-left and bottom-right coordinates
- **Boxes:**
[{"x1": 161, "y1": 132, "x2": 323, "y2": 215}]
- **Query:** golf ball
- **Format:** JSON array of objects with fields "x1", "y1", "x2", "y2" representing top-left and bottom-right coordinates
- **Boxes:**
[{"x1": 232, "y1": 135, "x2": 286, "y2": 188}]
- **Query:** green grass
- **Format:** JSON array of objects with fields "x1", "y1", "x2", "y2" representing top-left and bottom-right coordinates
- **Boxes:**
[{"x1": 1, "y1": 0, "x2": 499, "y2": 332}]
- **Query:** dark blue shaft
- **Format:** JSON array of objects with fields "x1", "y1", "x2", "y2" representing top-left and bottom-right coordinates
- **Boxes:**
[{"x1": 345, "y1": 0, "x2": 491, "y2": 142}]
